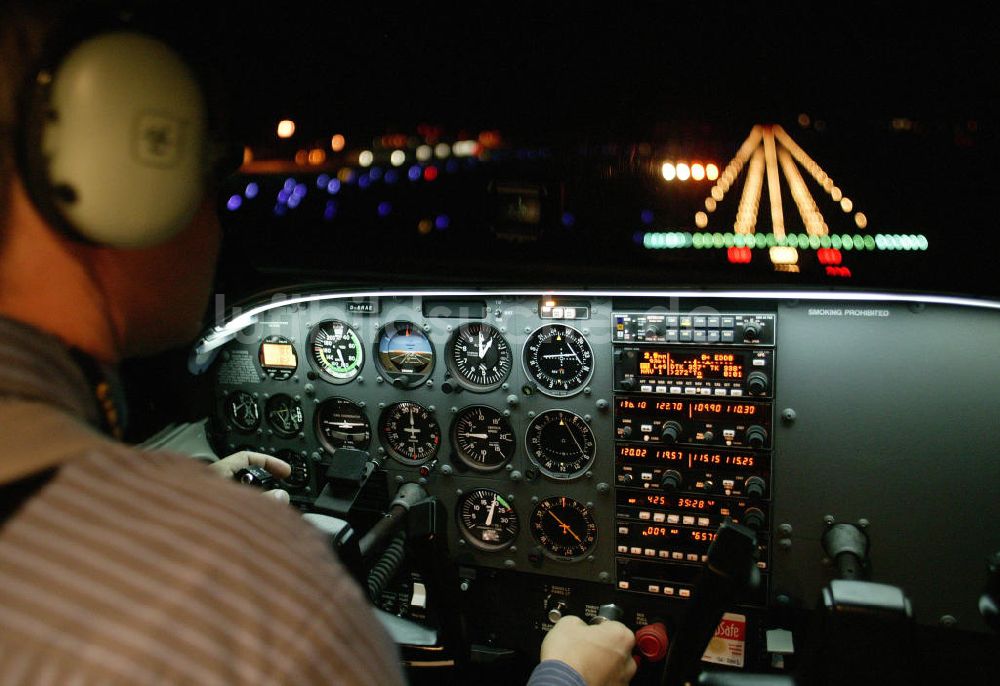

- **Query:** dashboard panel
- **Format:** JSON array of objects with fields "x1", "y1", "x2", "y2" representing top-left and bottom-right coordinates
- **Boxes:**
[{"x1": 196, "y1": 288, "x2": 1000, "y2": 676}]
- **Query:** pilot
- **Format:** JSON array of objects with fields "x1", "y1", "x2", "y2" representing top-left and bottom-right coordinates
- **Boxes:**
[{"x1": 0, "y1": 3, "x2": 636, "y2": 685}]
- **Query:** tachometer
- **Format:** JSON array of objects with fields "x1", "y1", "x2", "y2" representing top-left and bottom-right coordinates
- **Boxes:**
[
  {"x1": 308, "y1": 320, "x2": 363, "y2": 383},
  {"x1": 265, "y1": 394, "x2": 304, "y2": 438},
  {"x1": 530, "y1": 496, "x2": 597, "y2": 560},
  {"x1": 451, "y1": 405, "x2": 515, "y2": 472},
  {"x1": 379, "y1": 401, "x2": 441, "y2": 464},
  {"x1": 457, "y1": 488, "x2": 519, "y2": 551},
  {"x1": 522, "y1": 324, "x2": 593, "y2": 397},
  {"x1": 526, "y1": 410, "x2": 596, "y2": 479},
  {"x1": 315, "y1": 397, "x2": 371, "y2": 451},
  {"x1": 445, "y1": 322, "x2": 513, "y2": 391},
  {"x1": 375, "y1": 321, "x2": 435, "y2": 388}
]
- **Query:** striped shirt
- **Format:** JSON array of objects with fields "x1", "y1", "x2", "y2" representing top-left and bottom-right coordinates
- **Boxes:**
[{"x1": 0, "y1": 317, "x2": 405, "y2": 685}]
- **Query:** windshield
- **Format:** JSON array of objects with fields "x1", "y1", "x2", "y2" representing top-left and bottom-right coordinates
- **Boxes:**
[{"x1": 208, "y1": 5, "x2": 999, "y2": 298}]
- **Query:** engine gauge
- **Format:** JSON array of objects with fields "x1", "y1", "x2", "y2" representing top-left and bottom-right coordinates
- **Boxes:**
[
  {"x1": 530, "y1": 496, "x2": 597, "y2": 560},
  {"x1": 375, "y1": 321, "x2": 435, "y2": 388},
  {"x1": 451, "y1": 405, "x2": 515, "y2": 472},
  {"x1": 315, "y1": 397, "x2": 371, "y2": 451},
  {"x1": 226, "y1": 390, "x2": 260, "y2": 432},
  {"x1": 308, "y1": 320, "x2": 363, "y2": 384},
  {"x1": 265, "y1": 394, "x2": 304, "y2": 438},
  {"x1": 457, "y1": 488, "x2": 519, "y2": 551},
  {"x1": 379, "y1": 402, "x2": 441, "y2": 464},
  {"x1": 522, "y1": 324, "x2": 594, "y2": 397},
  {"x1": 259, "y1": 335, "x2": 298, "y2": 381},
  {"x1": 276, "y1": 449, "x2": 310, "y2": 489},
  {"x1": 445, "y1": 322, "x2": 513, "y2": 392},
  {"x1": 526, "y1": 410, "x2": 596, "y2": 479}
]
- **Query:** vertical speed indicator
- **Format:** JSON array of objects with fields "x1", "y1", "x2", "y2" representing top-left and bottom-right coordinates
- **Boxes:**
[{"x1": 522, "y1": 324, "x2": 594, "y2": 397}]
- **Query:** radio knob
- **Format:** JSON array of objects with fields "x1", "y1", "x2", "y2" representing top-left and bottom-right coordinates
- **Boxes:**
[
  {"x1": 645, "y1": 326, "x2": 659, "y2": 339},
  {"x1": 745, "y1": 425, "x2": 768, "y2": 449},
  {"x1": 747, "y1": 371, "x2": 769, "y2": 396},
  {"x1": 661, "y1": 469, "x2": 683, "y2": 491},
  {"x1": 660, "y1": 421, "x2": 683, "y2": 444},
  {"x1": 743, "y1": 322, "x2": 762, "y2": 342},
  {"x1": 743, "y1": 507, "x2": 766, "y2": 531},
  {"x1": 622, "y1": 425, "x2": 633, "y2": 438},
  {"x1": 621, "y1": 378, "x2": 637, "y2": 391},
  {"x1": 745, "y1": 476, "x2": 767, "y2": 499}
]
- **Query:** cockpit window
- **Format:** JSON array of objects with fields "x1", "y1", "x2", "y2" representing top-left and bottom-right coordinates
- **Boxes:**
[{"x1": 209, "y1": 6, "x2": 998, "y2": 298}]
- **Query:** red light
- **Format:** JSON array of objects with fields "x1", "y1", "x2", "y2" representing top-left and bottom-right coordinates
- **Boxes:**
[
  {"x1": 817, "y1": 248, "x2": 843, "y2": 265},
  {"x1": 423, "y1": 166, "x2": 439, "y2": 181},
  {"x1": 825, "y1": 265, "x2": 852, "y2": 278},
  {"x1": 727, "y1": 247, "x2": 752, "y2": 264}
]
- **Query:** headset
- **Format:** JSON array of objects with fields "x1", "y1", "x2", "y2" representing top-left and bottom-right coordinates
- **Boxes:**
[{"x1": 14, "y1": 4, "x2": 238, "y2": 249}]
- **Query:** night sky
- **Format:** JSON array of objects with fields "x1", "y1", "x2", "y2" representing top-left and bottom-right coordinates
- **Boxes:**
[{"x1": 195, "y1": 4, "x2": 999, "y2": 294}]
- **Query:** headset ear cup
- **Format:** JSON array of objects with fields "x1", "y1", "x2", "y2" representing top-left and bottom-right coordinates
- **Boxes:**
[{"x1": 24, "y1": 31, "x2": 208, "y2": 249}]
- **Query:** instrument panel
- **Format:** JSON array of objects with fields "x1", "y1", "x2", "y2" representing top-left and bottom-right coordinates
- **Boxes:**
[{"x1": 202, "y1": 289, "x2": 1000, "y2": 658}]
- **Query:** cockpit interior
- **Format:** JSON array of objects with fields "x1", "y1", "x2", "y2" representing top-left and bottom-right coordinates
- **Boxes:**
[{"x1": 16, "y1": 4, "x2": 1000, "y2": 685}]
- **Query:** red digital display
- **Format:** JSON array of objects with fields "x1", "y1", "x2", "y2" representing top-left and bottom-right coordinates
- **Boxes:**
[
  {"x1": 616, "y1": 397, "x2": 765, "y2": 421},
  {"x1": 615, "y1": 445, "x2": 757, "y2": 469}
]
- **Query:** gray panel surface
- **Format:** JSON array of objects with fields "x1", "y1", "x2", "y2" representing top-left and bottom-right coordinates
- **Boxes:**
[{"x1": 771, "y1": 302, "x2": 1000, "y2": 631}]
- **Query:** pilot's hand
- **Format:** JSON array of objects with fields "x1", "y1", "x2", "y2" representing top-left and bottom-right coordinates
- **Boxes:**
[
  {"x1": 540, "y1": 615, "x2": 637, "y2": 686},
  {"x1": 209, "y1": 451, "x2": 292, "y2": 504}
]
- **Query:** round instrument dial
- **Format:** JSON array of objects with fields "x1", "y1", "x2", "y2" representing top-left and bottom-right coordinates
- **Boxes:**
[
  {"x1": 379, "y1": 402, "x2": 441, "y2": 464},
  {"x1": 308, "y1": 320, "x2": 363, "y2": 383},
  {"x1": 277, "y1": 449, "x2": 310, "y2": 489},
  {"x1": 457, "y1": 488, "x2": 519, "y2": 551},
  {"x1": 451, "y1": 405, "x2": 515, "y2": 472},
  {"x1": 445, "y1": 322, "x2": 513, "y2": 392},
  {"x1": 265, "y1": 394, "x2": 304, "y2": 438},
  {"x1": 258, "y1": 335, "x2": 298, "y2": 381},
  {"x1": 315, "y1": 397, "x2": 371, "y2": 451},
  {"x1": 226, "y1": 390, "x2": 259, "y2": 432},
  {"x1": 522, "y1": 324, "x2": 594, "y2": 397},
  {"x1": 375, "y1": 321, "x2": 435, "y2": 388},
  {"x1": 526, "y1": 410, "x2": 596, "y2": 479},
  {"x1": 530, "y1": 496, "x2": 598, "y2": 560}
]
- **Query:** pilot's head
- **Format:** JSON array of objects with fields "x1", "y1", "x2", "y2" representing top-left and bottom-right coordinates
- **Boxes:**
[{"x1": 0, "y1": 1, "x2": 223, "y2": 360}]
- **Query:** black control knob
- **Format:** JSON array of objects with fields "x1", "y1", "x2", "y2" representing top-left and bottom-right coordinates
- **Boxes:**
[
  {"x1": 742, "y1": 322, "x2": 762, "y2": 342},
  {"x1": 621, "y1": 425, "x2": 633, "y2": 439},
  {"x1": 621, "y1": 378, "x2": 636, "y2": 391},
  {"x1": 660, "y1": 421, "x2": 683, "y2": 444},
  {"x1": 744, "y1": 476, "x2": 767, "y2": 499},
  {"x1": 745, "y1": 425, "x2": 768, "y2": 449},
  {"x1": 661, "y1": 469, "x2": 683, "y2": 491},
  {"x1": 746, "y1": 371, "x2": 769, "y2": 396},
  {"x1": 590, "y1": 604, "x2": 625, "y2": 625},
  {"x1": 742, "y1": 507, "x2": 766, "y2": 531}
]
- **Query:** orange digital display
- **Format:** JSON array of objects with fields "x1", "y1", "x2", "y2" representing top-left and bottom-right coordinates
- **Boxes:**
[
  {"x1": 617, "y1": 397, "x2": 764, "y2": 420},
  {"x1": 640, "y1": 526, "x2": 679, "y2": 538},
  {"x1": 638, "y1": 350, "x2": 745, "y2": 380},
  {"x1": 261, "y1": 343, "x2": 297, "y2": 368}
]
